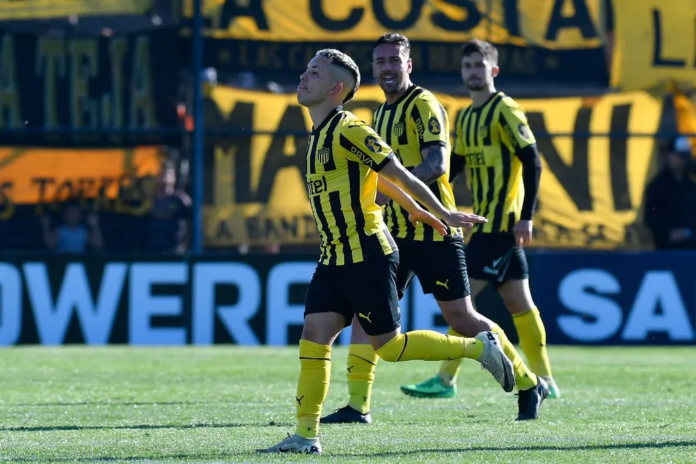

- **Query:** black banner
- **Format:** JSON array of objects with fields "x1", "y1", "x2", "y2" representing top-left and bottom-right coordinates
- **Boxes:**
[{"x1": 0, "y1": 28, "x2": 182, "y2": 147}]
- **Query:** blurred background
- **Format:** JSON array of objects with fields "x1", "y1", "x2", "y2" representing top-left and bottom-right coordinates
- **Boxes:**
[{"x1": 0, "y1": 0, "x2": 695, "y2": 346}]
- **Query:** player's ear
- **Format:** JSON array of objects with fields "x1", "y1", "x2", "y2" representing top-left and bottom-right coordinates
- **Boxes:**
[
  {"x1": 407, "y1": 58, "x2": 413, "y2": 74},
  {"x1": 329, "y1": 82, "x2": 345, "y2": 97},
  {"x1": 491, "y1": 66, "x2": 500, "y2": 78}
]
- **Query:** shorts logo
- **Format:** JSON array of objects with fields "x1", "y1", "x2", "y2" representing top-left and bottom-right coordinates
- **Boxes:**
[
  {"x1": 393, "y1": 122, "x2": 405, "y2": 138},
  {"x1": 435, "y1": 279, "x2": 449, "y2": 290},
  {"x1": 428, "y1": 117, "x2": 441, "y2": 135},
  {"x1": 364, "y1": 136, "x2": 382, "y2": 153},
  {"x1": 317, "y1": 147, "x2": 330, "y2": 164},
  {"x1": 492, "y1": 257, "x2": 503, "y2": 267},
  {"x1": 358, "y1": 312, "x2": 372, "y2": 323}
]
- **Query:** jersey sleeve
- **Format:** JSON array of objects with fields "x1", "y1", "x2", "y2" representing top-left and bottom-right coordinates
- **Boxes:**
[
  {"x1": 410, "y1": 94, "x2": 448, "y2": 150},
  {"x1": 452, "y1": 108, "x2": 468, "y2": 157},
  {"x1": 339, "y1": 120, "x2": 394, "y2": 172},
  {"x1": 498, "y1": 101, "x2": 536, "y2": 153}
]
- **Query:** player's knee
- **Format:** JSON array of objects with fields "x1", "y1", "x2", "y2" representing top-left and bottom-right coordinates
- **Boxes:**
[{"x1": 372, "y1": 334, "x2": 403, "y2": 362}]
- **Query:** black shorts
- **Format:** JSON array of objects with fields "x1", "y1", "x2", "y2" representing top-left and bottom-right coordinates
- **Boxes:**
[
  {"x1": 465, "y1": 232, "x2": 529, "y2": 286},
  {"x1": 395, "y1": 238, "x2": 471, "y2": 302},
  {"x1": 304, "y1": 252, "x2": 401, "y2": 336}
]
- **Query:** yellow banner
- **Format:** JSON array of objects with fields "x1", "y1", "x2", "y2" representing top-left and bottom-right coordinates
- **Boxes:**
[
  {"x1": 204, "y1": 86, "x2": 663, "y2": 250},
  {"x1": 187, "y1": 0, "x2": 603, "y2": 48},
  {"x1": 0, "y1": 0, "x2": 152, "y2": 19},
  {"x1": 611, "y1": 0, "x2": 696, "y2": 91}
]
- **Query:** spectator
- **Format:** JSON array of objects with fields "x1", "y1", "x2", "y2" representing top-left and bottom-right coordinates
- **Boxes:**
[
  {"x1": 145, "y1": 160, "x2": 191, "y2": 254},
  {"x1": 644, "y1": 136, "x2": 696, "y2": 249},
  {"x1": 41, "y1": 204, "x2": 103, "y2": 253}
]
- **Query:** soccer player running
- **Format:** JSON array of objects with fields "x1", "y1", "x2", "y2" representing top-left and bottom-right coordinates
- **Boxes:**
[
  {"x1": 259, "y1": 48, "x2": 516, "y2": 455},
  {"x1": 401, "y1": 39, "x2": 560, "y2": 400},
  {"x1": 320, "y1": 33, "x2": 548, "y2": 426}
]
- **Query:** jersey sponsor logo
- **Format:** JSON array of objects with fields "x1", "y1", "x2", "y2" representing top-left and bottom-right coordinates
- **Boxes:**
[
  {"x1": 364, "y1": 136, "x2": 382, "y2": 153},
  {"x1": 465, "y1": 151, "x2": 485, "y2": 167},
  {"x1": 393, "y1": 122, "x2": 405, "y2": 138},
  {"x1": 350, "y1": 146, "x2": 374, "y2": 167},
  {"x1": 428, "y1": 117, "x2": 441, "y2": 135},
  {"x1": 306, "y1": 176, "x2": 328, "y2": 196}
]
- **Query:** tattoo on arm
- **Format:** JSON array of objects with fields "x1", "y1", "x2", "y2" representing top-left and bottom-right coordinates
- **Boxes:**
[{"x1": 411, "y1": 145, "x2": 447, "y2": 186}]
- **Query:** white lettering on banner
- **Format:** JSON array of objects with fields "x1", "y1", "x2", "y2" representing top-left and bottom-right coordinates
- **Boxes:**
[
  {"x1": 128, "y1": 263, "x2": 187, "y2": 345},
  {"x1": 411, "y1": 278, "x2": 447, "y2": 334},
  {"x1": 622, "y1": 271, "x2": 694, "y2": 341},
  {"x1": 557, "y1": 269, "x2": 623, "y2": 342},
  {"x1": 23, "y1": 262, "x2": 127, "y2": 345},
  {"x1": 266, "y1": 263, "x2": 315, "y2": 346},
  {"x1": 0, "y1": 263, "x2": 22, "y2": 345},
  {"x1": 192, "y1": 263, "x2": 261, "y2": 345}
]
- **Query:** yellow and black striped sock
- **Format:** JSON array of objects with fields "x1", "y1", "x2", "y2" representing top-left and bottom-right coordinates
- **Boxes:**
[
  {"x1": 296, "y1": 340, "x2": 331, "y2": 439},
  {"x1": 347, "y1": 344, "x2": 378, "y2": 414}
]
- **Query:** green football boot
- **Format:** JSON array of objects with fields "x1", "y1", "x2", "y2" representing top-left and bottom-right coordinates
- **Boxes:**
[
  {"x1": 400, "y1": 375, "x2": 456, "y2": 399},
  {"x1": 541, "y1": 376, "x2": 561, "y2": 399}
]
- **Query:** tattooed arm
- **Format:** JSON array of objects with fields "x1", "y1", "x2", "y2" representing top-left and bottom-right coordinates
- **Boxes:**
[{"x1": 410, "y1": 144, "x2": 448, "y2": 186}]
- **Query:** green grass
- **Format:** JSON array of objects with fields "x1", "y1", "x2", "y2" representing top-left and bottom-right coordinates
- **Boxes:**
[{"x1": 0, "y1": 346, "x2": 695, "y2": 463}]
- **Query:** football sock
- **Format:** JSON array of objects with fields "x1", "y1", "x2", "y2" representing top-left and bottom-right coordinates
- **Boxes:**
[
  {"x1": 346, "y1": 344, "x2": 378, "y2": 414},
  {"x1": 296, "y1": 340, "x2": 331, "y2": 439},
  {"x1": 491, "y1": 324, "x2": 537, "y2": 391},
  {"x1": 437, "y1": 327, "x2": 465, "y2": 386},
  {"x1": 375, "y1": 330, "x2": 484, "y2": 363},
  {"x1": 513, "y1": 307, "x2": 553, "y2": 379}
]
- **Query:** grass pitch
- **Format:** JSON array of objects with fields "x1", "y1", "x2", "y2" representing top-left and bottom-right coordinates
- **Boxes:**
[{"x1": 0, "y1": 346, "x2": 694, "y2": 463}]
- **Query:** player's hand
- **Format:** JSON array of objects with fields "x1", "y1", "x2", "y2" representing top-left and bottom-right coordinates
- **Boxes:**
[
  {"x1": 442, "y1": 211, "x2": 487, "y2": 229},
  {"x1": 408, "y1": 208, "x2": 448, "y2": 236},
  {"x1": 513, "y1": 219, "x2": 533, "y2": 247}
]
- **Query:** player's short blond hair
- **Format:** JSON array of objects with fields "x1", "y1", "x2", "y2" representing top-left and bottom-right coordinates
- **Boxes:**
[{"x1": 316, "y1": 49, "x2": 361, "y2": 103}]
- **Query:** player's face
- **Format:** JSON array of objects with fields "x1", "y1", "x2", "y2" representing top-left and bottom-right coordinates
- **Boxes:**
[
  {"x1": 461, "y1": 52, "x2": 497, "y2": 91},
  {"x1": 297, "y1": 56, "x2": 334, "y2": 107},
  {"x1": 372, "y1": 44, "x2": 412, "y2": 95}
]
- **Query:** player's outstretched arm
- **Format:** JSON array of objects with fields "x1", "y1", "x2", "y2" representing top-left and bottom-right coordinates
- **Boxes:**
[
  {"x1": 377, "y1": 177, "x2": 447, "y2": 236},
  {"x1": 379, "y1": 157, "x2": 487, "y2": 229}
]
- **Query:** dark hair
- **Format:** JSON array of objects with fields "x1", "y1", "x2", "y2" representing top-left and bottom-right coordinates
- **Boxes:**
[
  {"x1": 316, "y1": 48, "x2": 361, "y2": 103},
  {"x1": 373, "y1": 32, "x2": 411, "y2": 55},
  {"x1": 461, "y1": 39, "x2": 498, "y2": 66}
]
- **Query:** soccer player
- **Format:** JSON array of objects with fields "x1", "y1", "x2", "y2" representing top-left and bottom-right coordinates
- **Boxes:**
[
  {"x1": 401, "y1": 39, "x2": 561, "y2": 400},
  {"x1": 258, "y1": 48, "x2": 516, "y2": 455},
  {"x1": 320, "y1": 33, "x2": 548, "y2": 426}
]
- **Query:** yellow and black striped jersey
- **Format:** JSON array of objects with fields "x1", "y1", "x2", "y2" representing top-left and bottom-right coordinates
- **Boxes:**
[
  {"x1": 453, "y1": 92, "x2": 536, "y2": 233},
  {"x1": 306, "y1": 107, "x2": 397, "y2": 266},
  {"x1": 373, "y1": 85, "x2": 460, "y2": 242}
]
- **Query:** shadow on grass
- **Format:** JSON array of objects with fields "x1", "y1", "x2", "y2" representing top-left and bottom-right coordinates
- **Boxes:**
[
  {"x1": 2, "y1": 440, "x2": 695, "y2": 462},
  {"x1": 0, "y1": 421, "x2": 292, "y2": 432}
]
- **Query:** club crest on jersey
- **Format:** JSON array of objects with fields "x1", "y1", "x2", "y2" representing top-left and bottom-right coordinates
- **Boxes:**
[
  {"x1": 479, "y1": 125, "x2": 489, "y2": 140},
  {"x1": 364, "y1": 135, "x2": 382, "y2": 153},
  {"x1": 518, "y1": 123, "x2": 533, "y2": 142},
  {"x1": 393, "y1": 122, "x2": 405, "y2": 138},
  {"x1": 317, "y1": 147, "x2": 331, "y2": 164},
  {"x1": 428, "y1": 117, "x2": 441, "y2": 134}
]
